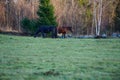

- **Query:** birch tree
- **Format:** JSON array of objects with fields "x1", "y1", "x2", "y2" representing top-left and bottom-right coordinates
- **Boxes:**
[{"x1": 93, "y1": 0, "x2": 103, "y2": 36}]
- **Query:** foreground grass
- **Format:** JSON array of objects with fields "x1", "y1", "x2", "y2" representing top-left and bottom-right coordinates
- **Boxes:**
[{"x1": 0, "y1": 34, "x2": 120, "y2": 80}]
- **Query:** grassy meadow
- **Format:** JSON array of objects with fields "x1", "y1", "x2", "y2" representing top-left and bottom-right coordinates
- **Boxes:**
[{"x1": 0, "y1": 34, "x2": 120, "y2": 80}]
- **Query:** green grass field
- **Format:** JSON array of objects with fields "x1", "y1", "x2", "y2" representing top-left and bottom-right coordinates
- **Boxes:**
[{"x1": 0, "y1": 34, "x2": 120, "y2": 80}]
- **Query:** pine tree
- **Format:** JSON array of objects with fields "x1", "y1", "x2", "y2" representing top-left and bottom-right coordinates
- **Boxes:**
[{"x1": 37, "y1": 0, "x2": 57, "y2": 26}]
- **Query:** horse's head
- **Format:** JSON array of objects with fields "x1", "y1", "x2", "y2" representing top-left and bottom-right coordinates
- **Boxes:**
[{"x1": 63, "y1": 26, "x2": 73, "y2": 33}]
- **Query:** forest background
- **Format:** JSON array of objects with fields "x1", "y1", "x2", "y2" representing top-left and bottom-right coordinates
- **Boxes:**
[{"x1": 0, "y1": 0, "x2": 120, "y2": 36}]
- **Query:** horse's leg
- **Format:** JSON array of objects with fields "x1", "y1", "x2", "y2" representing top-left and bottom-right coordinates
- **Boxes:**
[
  {"x1": 34, "y1": 29, "x2": 40, "y2": 38},
  {"x1": 52, "y1": 30, "x2": 55, "y2": 38},
  {"x1": 41, "y1": 32, "x2": 45, "y2": 38},
  {"x1": 62, "y1": 33, "x2": 66, "y2": 38},
  {"x1": 64, "y1": 34, "x2": 66, "y2": 38},
  {"x1": 51, "y1": 28, "x2": 57, "y2": 38},
  {"x1": 54, "y1": 28, "x2": 57, "y2": 38},
  {"x1": 55, "y1": 28, "x2": 58, "y2": 38},
  {"x1": 51, "y1": 32, "x2": 54, "y2": 38}
]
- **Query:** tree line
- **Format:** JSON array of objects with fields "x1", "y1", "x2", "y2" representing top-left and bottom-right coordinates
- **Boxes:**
[{"x1": 0, "y1": 0, "x2": 120, "y2": 36}]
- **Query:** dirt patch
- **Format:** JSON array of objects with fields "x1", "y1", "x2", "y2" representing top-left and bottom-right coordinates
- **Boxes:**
[{"x1": 42, "y1": 69, "x2": 60, "y2": 76}]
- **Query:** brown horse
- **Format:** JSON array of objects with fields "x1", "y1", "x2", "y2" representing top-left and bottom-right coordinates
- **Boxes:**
[{"x1": 57, "y1": 26, "x2": 73, "y2": 38}]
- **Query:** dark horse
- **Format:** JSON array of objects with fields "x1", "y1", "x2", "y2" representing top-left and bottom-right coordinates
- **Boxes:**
[
  {"x1": 57, "y1": 26, "x2": 73, "y2": 38},
  {"x1": 34, "y1": 25, "x2": 57, "y2": 38}
]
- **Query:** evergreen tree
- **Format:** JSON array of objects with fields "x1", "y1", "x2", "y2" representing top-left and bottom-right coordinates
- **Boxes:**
[
  {"x1": 115, "y1": 1, "x2": 120, "y2": 32},
  {"x1": 37, "y1": 0, "x2": 57, "y2": 26}
]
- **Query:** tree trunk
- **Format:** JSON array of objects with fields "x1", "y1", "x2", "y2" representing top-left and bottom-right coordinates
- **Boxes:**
[{"x1": 93, "y1": 0, "x2": 103, "y2": 36}]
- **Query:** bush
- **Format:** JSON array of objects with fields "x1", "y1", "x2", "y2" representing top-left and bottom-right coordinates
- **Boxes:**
[{"x1": 21, "y1": 17, "x2": 38, "y2": 34}]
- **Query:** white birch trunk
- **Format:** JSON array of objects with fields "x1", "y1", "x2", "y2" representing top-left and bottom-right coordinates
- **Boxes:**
[
  {"x1": 93, "y1": 0, "x2": 98, "y2": 35},
  {"x1": 93, "y1": 0, "x2": 103, "y2": 36},
  {"x1": 97, "y1": 0, "x2": 103, "y2": 36}
]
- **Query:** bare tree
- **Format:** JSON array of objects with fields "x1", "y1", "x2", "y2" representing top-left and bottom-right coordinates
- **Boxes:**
[{"x1": 0, "y1": 0, "x2": 119, "y2": 35}]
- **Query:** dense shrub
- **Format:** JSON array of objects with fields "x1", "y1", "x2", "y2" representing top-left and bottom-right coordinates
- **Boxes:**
[{"x1": 21, "y1": 18, "x2": 38, "y2": 34}]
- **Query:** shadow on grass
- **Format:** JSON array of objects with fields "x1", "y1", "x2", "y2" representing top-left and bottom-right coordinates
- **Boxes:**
[{"x1": 0, "y1": 31, "x2": 32, "y2": 37}]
